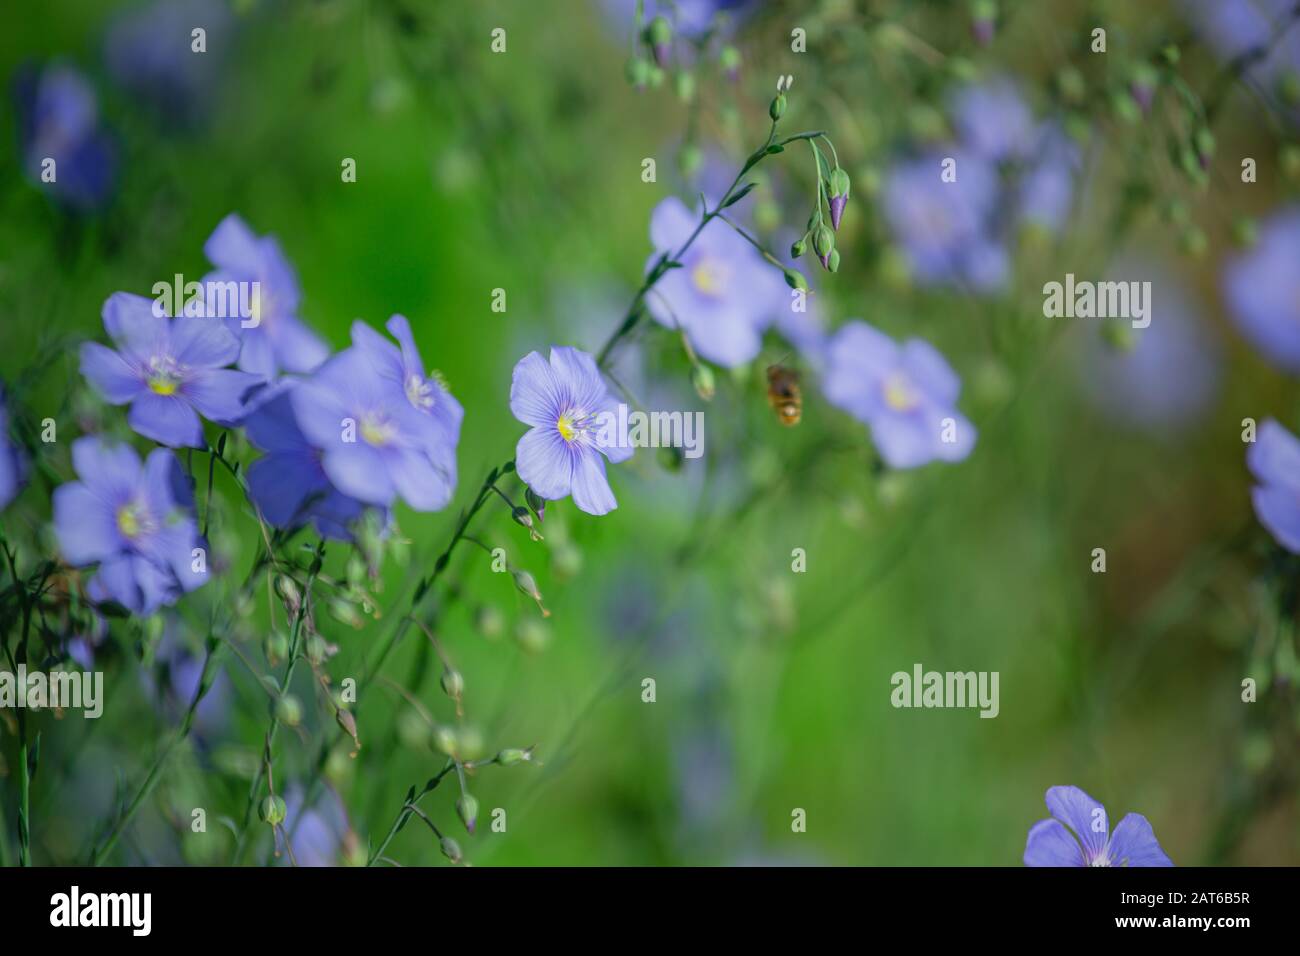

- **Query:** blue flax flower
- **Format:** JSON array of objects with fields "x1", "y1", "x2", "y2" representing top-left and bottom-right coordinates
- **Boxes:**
[
  {"x1": 1247, "y1": 418, "x2": 1300, "y2": 553},
  {"x1": 81, "y1": 292, "x2": 260, "y2": 448},
  {"x1": 53, "y1": 438, "x2": 209, "y2": 615},
  {"x1": 202, "y1": 213, "x2": 330, "y2": 379},
  {"x1": 243, "y1": 383, "x2": 367, "y2": 541},
  {"x1": 291, "y1": 345, "x2": 458, "y2": 513},
  {"x1": 645, "y1": 197, "x2": 788, "y2": 367},
  {"x1": 0, "y1": 386, "x2": 26, "y2": 510},
  {"x1": 350, "y1": 314, "x2": 463, "y2": 481},
  {"x1": 14, "y1": 62, "x2": 116, "y2": 211},
  {"x1": 510, "y1": 346, "x2": 632, "y2": 516},
  {"x1": 1222, "y1": 206, "x2": 1300, "y2": 373},
  {"x1": 822, "y1": 321, "x2": 976, "y2": 469},
  {"x1": 1024, "y1": 785, "x2": 1173, "y2": 867}
]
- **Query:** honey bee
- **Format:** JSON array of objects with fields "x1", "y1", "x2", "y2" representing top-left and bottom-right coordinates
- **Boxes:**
[{"x1": 766, "y1": 363, "x2": 802, "y2": 426}]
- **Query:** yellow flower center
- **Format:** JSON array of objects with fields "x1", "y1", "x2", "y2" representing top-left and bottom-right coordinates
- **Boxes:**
[
  {"x1": 883, "y1": 373, "x2": 917, "y2": 411},
  {"x1": 360, "y1": 415, "x2": 395, "y2": 447},
  {"x1": 116, "y1": 503, "x2": 148, "y2": 538},
  {"x1": 557, "y1": 413, "x2": 578, "y2": 443},
  {"x1": 146, "y1": 355, "x2": 183, "y2": 396},
  {"x1": 691, "y1": 257, "x2": 727, "y2": 297}
]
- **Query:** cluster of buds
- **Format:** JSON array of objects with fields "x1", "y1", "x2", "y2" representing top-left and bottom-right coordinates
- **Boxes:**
[{"x1": 791, "y1": 164, "x2": 851, "y2": 273}]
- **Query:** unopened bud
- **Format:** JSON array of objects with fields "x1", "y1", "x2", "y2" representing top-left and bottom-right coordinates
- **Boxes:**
[
  {"x1": 692, "y1": 363, "x2": 716, "y2": 401},
  {"x1": 646, "y1": 16, "x2": 672, "y2": 66},
  {"x1": 456, "y1": 793, "x2": 479, "y2": 834},
  {"x1": 719, "y1": 45, "x2": 741, "y2": 81},
  {"x1": 515, "y1": 618, "x2": 551, "y2": 654},
  {"x1": 783, "y1": 269, "x2": 808, "y2": 291},
  {"x1": 512, "y1": 569, "x2": 542, "y2": 602},
  {"x1": 274, "y1": 574, "x2": 300, "y2": 607},
  {"x1": 496, "y1": 747, "x2": 533, "y2": 766},
  {"x1": 433, "y1": 724, "x2": 459, "y2": 757},
  {"x1": 827, "y1": 248, "x2": 841, "y2": 273},
  {"x1": 474, "y1": 604, "x2": 505, "y2": 638},
  {"x1": 525, "y1": 487, "x2": 546, "y2": 524},
  {"x1": 264, "y1": 630, "x2": 289, "y2": 666},
  {"x1": 259, "y1": 794, "x2": 287, "y2": 826},
  {"x1": 275, "y1": 694, "x2": 303, "y2": 727},
  {"x1": 769, "y1": 93, "x2": 786, "y2": 121},
  {"x1": 626, "y1": 57, "x2": 650, "y2": 89},
  {"x1": 790, "y1": 237, "x2": 806, "y2": 258},
  {"x1": 441, "y1": 668, "x2": 465, "y2": 699},
  {"x1": 440, "y1": 836, "x2": 463, "y2": 864}
]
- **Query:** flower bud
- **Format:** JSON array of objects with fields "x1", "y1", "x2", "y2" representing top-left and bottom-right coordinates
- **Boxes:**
[
  {"x1": 275, "y1": 694, "x2": 303, "y2": 727},
  {"x1": 719, "y1": 45, "x2": 741, "y2": 81},
  {"x1": 515, "y1": 618, "x2": 551, "y2": 654},
  {"x1": 433, "y1": 724, "x2": 459, "y2": 757},
  {"x1": 306, "y1": 634, "x2": 328, "y2": 664},
  {"x1": 783, "y1": 269, "x2": 808, "y2": 291},
  {"x1": 259, "y1": 794, "x2": 287, "y2": 826},
  {"x1": 264, "y1": 630, "x2": 290, "y2": 666},
  {"x1": 474, "y1": 604, "x2": 505, "y2": 638},
  {"x1": 625, "y1": 57, "x2": 650, "y2": 90},
  {"x1": 440, "y1": 668, "x2": 465, "y2": 700},
  {"x1": 512, "y1": 569, "x2": 542, "y2": 602},
  {"x1": 646, "y1": 65, "x2": 666, "y2": 88},
  {"x1": 525, "y1": 487, "x2": 546, "y2": 524},
  {"x1": 790, "y1": 237, "x2": 806, "y2": 258},
  {"x1": 971, "y1": 0, "x2": 996, "y2": 46},
  {"x1": 828, "y1": 167, "x2": 850, "y2": 231},
  {"x1": 511, "y1": 505, "x2": 542, "y2": 541},
  {"x1": 827, "y1": 248, "x2": 841, "y2": 273},
  {"x1": 674, "y1": 71, "x2": 695, "y2": 103},
  {"x1": 440, "y1": 836, "x2": 463, "y2": 864},
  {"x1": 691, "y1": 363, "x2": 716, "y2": 401},
  {"x1": 456, "y1": 793, "x2": 479, "y2": 834},
  {"x1": 274, "y1": 574, "x2": 300, "y2": 608},
  {"x1": 769, "y1": 93, "x2": 786, "y2": 121},
  {"x1": 327, "y1": 596, "x2": 363, "y2": 628},
  {"x1": 1129, "y1": 63, "x2": 1158, "y2": 114},
  {"x1": 497, "y1": 747, "x2": 533, "y2": 766},
  {"x1": 646, "y1": 16, "x2": 672, "y2": 66}
]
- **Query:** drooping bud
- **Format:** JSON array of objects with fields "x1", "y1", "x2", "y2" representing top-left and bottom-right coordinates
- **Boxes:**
[
  {"x1": 790, "y1": 236, "x2": 806, "y2": 258},
  {"x1": 496, "y1": 747, "x2": 533, "y2": 766},
  {"x1": 828, "y1": 167, "x2": 850, "y2": 231},
  {"x1": 646, "y1": 16, "x2": 672, "y2": 66},
  {"x1": 512, "y1": 569, "x2": 549, "y2": 616},
  {"x1": 525, "y1": 487, "x2": 546, "y2": 524},
  {"x1": 812, "y1": 223, "x2": 835, "y2": 270},
  {"x1": 783, "y1": 269, "x2": 808, "y2": 291},
  {"x1": 259, "y1": 794, "x2": 287, "y2": 826},
  {"x1": 264, "y1": 630, "x2": 289, "y2": 666},
  {"x1": 456, "y1": 793, "x2": 479, "y2": 834},
  {"x1": 440, "y1": 668, "x2": 465, "y2": 700},
  {"x1": 691, "y1": 363, "x2": 716, "y2": 401},
  {"x1": 1129, "y1": 63, "x2": 1158, "y2": 114},
  {"x1": 719, "y1": 45, "x2": 741, "y2": 81},
  {"x1": 971, "y1": 0, "x2": 997, "y2": 46},
  {"x1": 769, "y1": 92, "x2": 787, "y2": 122},
  {"x1": 626, "y1": 57, "x2": 650, "y2": 90},
  {"x1": 274, "y1": 574, "x2": 300, "y2": 609},
  {"x1": 275, "y1": 694, "x2": 303, "y2": 727},
  {"x1": 440, "y1": 836, "x2": 463, "y2": 864},
  {"x1": 433, "y1": 724, "x2": 459, "y2": 757},
  {"x1": 827, "y1": 248, "x2": 841, "y2": 273},
  {"x1": 511, "y1": 505, "x2": 542, "y2": 541}
]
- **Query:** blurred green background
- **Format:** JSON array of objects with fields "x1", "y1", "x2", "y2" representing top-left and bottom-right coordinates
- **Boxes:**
[{"x1": 1, "y1": 0, "x2": 1298, "y2": 866}]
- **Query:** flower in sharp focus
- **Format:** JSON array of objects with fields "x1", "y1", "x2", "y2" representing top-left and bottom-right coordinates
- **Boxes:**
[
  {"x1": 350, "y1": 314, "x2": 464, "y2": 480},
  {"x1": 80, "y1": 292, "x2": 261, "y2": 448},
  {"x1": 645, "y1": 196, "x2": 787, "y2": 367},
  {"x1": 1024, "y1": 785, "x2": 1173, "y2": 867},
  {"x1": 243, "y1": 382, "x2": 369, "y2": 541},
  {"x1": 882, "y1": 150, "x2": 1008, "y2": 292},
  {"x1": 823, "y1": 321, "x2": 976, "y2": 469},
  {"x1": 53, "y1": 438, "x2": 209, "y2": 615},
  {"x1": 14, "y1": 62, "x2": 116, "y2": 212},
  {"x1": 0, "y1": 385, "x2": 27, "y2": 510},
  {"x1": 291, "y1": 348, "x2": 458, "y2": 512},
  {"x1": 202, "y1": 213, "x2": 330, "y2": 379},
  {"x1": 1247, "y1": 418, "x2": 1300, "y2": 554},
  {"x1": 510, "y1": 346, "x2": 632, "y2": 516},
  {"x1": 1222, "y1": 206, "x2": 1300, "y2": 373}
]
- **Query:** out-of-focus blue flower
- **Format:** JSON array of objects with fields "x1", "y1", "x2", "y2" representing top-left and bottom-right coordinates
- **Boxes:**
[
  {"x1": 1019, "y1": 124, "x2": 1082, "y2": 232},
  {"x1": 291, "y1": 346, "x2": 458, "y2": 512},
  {"x1": 883, "y1": 150, "x2": 1009, "y2": 292},
  {"x1": 53, "y1": 438, "x2": 209, "y2": 615},
  {"x1": 350, "y1": 314, "x2": 463, "y2": 481},
  {"x1": 1182, "y1": 0, "x2": 1300, "y2": 121},
  {"x1": 1080, "y1": 259, "x2": 1220, "y2": 430},
  {"x1": 510, "y1": 346, "x2": 632, "y2": 516},
  {"x1": 283, "y1": 785, "x2": 355, "y2": 867},
  {"x1": 1024, "y1": 785, "x2": 1173, "y2": 866},
  {"x1": 144, "y1": 616, "x2": 229, "y2": 735},
  {"x1": 14, "y1": 63, "x2": 116, "y2": 211},
  {"x1": 80, "y1": 292, "x2": 260, "y2": 448},
  {"x1": 104, "y1": 0, "x2": 234, "y2": 128},
  {"x1": 0, "y1": 385, "x2": 26, "y2": 510},
  {"x1": 202, "y1": 214, "x2": 330, "y2": 379},
  {"x1": 646, "y1": 197, "x2": 787, "y2": 366},
  {"x1": 1223, "y1": 206, "x2": 1300, "y2": 373},
  {"x1": 1247, "y1": 418, "x2": 1300, "y2": 553},
  {"x1": 951, "y1": 77, "x2": 1037, "y2": 163},
  {"x1": 822, "y1": 321, "x2": 976, "y2": 469},
  {"x1": 243, "y1": 382, "x2": 368, "y2": 541}
]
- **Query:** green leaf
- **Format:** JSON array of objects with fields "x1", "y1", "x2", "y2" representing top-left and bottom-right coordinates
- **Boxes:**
[{"x1": 722, "y1": 182, "x2": 757, "y2": 208}]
